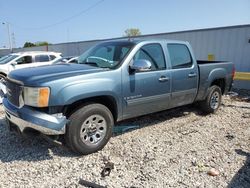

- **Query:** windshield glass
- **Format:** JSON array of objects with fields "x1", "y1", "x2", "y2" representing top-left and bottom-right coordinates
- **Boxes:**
[
  {"x1": 77, "y1": 41, "x2": 135, "y2": 68},
  {"x1": 0, "y1": 55, "x2": 10, "y2": 62},
  {"x1": 0, "y1": 54, "x2": 18, "y2": 64}
]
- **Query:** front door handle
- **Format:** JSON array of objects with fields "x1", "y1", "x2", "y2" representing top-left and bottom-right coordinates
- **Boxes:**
[
  {"x1": 159, "y1": 76, "x2": 169, "y2": 82},
  {"x1": 188, "y1": 73, "x2": 197, "y2": 78}
]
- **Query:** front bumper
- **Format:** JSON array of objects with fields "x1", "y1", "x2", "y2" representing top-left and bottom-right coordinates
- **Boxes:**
[{"x1": 3, "y1": 98, "x2": 67, "y2": 135}]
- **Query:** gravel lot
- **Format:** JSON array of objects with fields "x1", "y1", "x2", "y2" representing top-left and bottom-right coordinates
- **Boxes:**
[{"x1": 0, "y1": 95, "x2": 249, "y2": 188}]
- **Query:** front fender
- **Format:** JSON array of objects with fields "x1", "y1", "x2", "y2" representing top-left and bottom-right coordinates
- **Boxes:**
[{"x1": 50, "y1": 78, "x2": 121, "y2": 105}]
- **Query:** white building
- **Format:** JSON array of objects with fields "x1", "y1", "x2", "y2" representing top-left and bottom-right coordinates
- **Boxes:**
[{"x1": 1, "y1": 24, "x2": 250, "y2": 89}]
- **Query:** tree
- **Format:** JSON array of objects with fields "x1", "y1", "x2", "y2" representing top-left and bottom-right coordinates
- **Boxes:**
[
  {"x1": 23, "y1": 41, "x2": 51, "y2": 48},
  {"x1": 35, "y1": 41, "x2": 50, "y2": 46},
  {"x1": 23, "y1": 42, "x2": 36, "y2": 48},
  {"x1": 124, "y1": 28, "x2": 141, "y2": 37}
]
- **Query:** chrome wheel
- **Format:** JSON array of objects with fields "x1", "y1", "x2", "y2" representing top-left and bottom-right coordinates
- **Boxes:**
[
  {"x1": 210, "y1": 91, "x2": 220, "y2": 109},
  {"x1": 80, "y1": 114, "x2": 107, "y2": 146}
]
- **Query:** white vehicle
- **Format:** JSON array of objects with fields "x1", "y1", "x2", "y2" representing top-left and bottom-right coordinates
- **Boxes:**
[
  {"x1": 0, "y1": 51, "x2": 61, "y2": 81},
  {"x1": 51, "y1": 56, "x2": 78, "y2": 64}
]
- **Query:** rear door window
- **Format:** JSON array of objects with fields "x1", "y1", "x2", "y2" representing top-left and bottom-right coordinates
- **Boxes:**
[
  {"x1": 167, "y1": 44, "x2": 192, "y2": 69},
  {"x1": 35, "y1": 55, "x2": 50, "y2": 62}
]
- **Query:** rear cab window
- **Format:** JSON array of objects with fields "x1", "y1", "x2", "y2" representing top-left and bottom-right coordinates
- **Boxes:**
[{"x1": 167, "y1": 44, "x2": 192, "y2": 69}]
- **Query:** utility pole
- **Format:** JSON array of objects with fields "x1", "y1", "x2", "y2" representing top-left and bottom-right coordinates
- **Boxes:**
[
  {"x1": 2, "y1": 22, "x2": 12, "y2": 51},
  {"x1": 11, "y1": 32, "x2": 16, "y2": 49}
]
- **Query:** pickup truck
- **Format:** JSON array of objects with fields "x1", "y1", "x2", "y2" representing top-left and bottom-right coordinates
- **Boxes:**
[{"x1": 3, "y1": 39, "x2": 234, "y2": 155}]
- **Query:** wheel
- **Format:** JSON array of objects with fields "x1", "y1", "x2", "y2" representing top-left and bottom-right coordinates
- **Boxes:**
[
  {"x1": 0, "y1": 74, "x2": 6, "y2": 83},
  {"x1": 65, "y1": 103, "x2": 114, "y2": 155},
  {"x1": 0, "y1": 74, "x2": 6, "y2": 103},
  {"x1": 200, "y1": 85, "x2": 222, "y2": 113}
]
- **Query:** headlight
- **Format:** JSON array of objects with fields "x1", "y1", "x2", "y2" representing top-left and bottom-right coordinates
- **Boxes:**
[{"x1": 23, "y1": 87, "x2": 50, "y2": 107}]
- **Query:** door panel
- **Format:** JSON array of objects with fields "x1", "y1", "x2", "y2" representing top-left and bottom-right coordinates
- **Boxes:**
[
  {"x1": 122, "y1": 43, "x2": 171, "y2": 119},
  {"x1": 167, "y1": 44, "x2": 198, "y2": 107},
  {"x1": 122, "y1": 70, "x2": 171, "y2": 119},
  {"x1": 170, "y1": 67, "x2": 198, "y2": 107}
]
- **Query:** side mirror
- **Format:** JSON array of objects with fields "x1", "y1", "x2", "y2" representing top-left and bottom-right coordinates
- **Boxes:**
[
  {"x1": 130, "y1": 59, "x2": 151, "y2": 72},
  {"x1": 11, "y1": 61, "x2": 17, "y2": 66}
]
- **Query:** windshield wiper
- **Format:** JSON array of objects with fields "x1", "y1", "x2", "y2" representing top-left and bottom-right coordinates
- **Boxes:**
[
  {"x1": 83, "y1": 62, "x2": 99, "y2": 67},
  {"x1": 83, "y1": 62, "x2": 111, "y2": 69}
]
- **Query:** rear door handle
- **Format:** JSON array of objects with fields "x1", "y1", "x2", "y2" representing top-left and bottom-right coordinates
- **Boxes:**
[
  {"x1": 159, "y1": 76, "x2": 169, "y2": 82},
  {"x1": 188, "y1": 73, "x2": 197, "y2": 78}
]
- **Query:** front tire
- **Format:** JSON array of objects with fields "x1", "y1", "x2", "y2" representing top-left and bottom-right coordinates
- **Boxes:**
[
  {"x1": 200, "y1": 85, "x2": 222, "y2": 113},
  {"x1": 65, "y1": 103, "x2": 114, "y2": 155},
  {"x1": 0, "y1": 74, "x2": 6, "y2": 83}
]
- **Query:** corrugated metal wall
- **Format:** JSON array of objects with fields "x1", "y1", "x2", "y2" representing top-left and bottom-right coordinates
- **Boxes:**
[{"x1": 1, "y1": 25, "x2": 250, "y2": 89}]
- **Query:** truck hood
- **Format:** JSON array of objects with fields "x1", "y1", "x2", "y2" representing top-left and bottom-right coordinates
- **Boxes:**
[{"x1": 8, "y1": 63, "x2": 107, "y2": 85}]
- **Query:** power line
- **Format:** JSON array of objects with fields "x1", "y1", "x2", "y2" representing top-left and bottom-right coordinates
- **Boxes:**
[{"x1": 11, "y1": 0, "x2": 105, "y2": 30}]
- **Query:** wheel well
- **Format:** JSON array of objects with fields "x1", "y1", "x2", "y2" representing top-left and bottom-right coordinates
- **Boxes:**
[
  {"x1": 0, "y1": 72, "x2": 7, "y2": 77},
  {"x1": 211, "y1": 79, "x2": 225, "y2": 94},
  {"x1": 64, "y1": 95, "x2": 118, "y2": 122}
]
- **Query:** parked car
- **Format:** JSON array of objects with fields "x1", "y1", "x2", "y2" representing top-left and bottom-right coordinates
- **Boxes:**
[
  {"x1": 3, "y1": 39, "x2": 234, "y2": 155},
  {"x1": 0, "y1": 54, "x2": 12, "y2": 62},
  {"x1": 51, "y1": 56, "x2": 78, "y2": 64},
  {"x1": 0, "y1": 51, "x2": 61, "y2": 81},
  {"x1": 67, "y1": 56, "x2": 78, "y2": 64}
]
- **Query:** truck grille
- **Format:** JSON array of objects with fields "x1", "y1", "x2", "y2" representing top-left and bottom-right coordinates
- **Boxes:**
[{"x1": 6, "y1": 79, "x2": 23, "y2": 107}]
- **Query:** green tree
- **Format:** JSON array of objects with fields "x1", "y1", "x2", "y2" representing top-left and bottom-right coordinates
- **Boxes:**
[
  {"x1": 124, "y1": 28, "x2": 141, "y2": 37},
  {"x1": 23, "y1": 42, "x2": 36, "y2": 48},
  {"x1": 35, "y1": 41, "x2": 50, "y2": 46},
  {"x1": 23, "y1": 41, "x2": 51, "y2": 48}
]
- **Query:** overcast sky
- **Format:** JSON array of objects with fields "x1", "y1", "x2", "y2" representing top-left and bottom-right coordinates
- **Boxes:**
[{"x1": 0, "y1": 0, "x2": 250, "y2": 48}]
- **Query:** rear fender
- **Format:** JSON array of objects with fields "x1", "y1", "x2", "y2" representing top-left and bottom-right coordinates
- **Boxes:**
[{"x1": 201, "y1": 68, "x2": 227, "y2": 100}]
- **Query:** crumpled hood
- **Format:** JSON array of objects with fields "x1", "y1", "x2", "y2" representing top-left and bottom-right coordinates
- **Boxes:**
[{"x1": 8, "y1": 63, "x2": 106, "y2": 85}]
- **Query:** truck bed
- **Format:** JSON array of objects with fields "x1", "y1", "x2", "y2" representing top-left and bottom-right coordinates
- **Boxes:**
[
  {"x1": 197, "y1": 60, "x2": 228, "y2": 64},
  {"x1": 195, "y1": 60, "x2": 234, "y2": 101}
]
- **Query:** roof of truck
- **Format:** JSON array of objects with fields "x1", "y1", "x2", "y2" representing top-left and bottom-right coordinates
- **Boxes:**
[
  {"x1": 10, "y1": 51, "x2": 61, "y2": 55},
  {"x1": 133, "y1": 38, "x2": 187, "y2": 43},
  {"x1": 99, "y1": 38, "x2": 188, "y2": 45}
]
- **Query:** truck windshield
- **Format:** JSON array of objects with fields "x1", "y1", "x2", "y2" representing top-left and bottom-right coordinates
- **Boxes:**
[
  {"x1": 0, "y1": 54, "x2": 18, "y2": 64},
  {"x1": 77, "y1": 41, "x2": 135, "y2": 69}
]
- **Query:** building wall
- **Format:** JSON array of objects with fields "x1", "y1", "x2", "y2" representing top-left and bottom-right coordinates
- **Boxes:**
[
  {"x1": 1, "y1": 25, "x2": 249, "y2": 89},
  {"x1": 160, "y1": 26, "x2": 250, "y2": 73}
]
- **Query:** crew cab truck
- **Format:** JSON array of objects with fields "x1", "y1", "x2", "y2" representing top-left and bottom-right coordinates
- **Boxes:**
[{"x1": 3, "y1": 39, "x2": 234, "y2": 155}]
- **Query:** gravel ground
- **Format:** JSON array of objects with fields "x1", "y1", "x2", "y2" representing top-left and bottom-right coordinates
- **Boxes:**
[{"x1": 0, "y1": 95, "x2": 249, "y2": 188}]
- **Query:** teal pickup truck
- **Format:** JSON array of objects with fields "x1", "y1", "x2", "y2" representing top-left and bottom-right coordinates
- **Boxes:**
[{"x1": 3, "y1": 39, "x2": 234, "y2": 154}]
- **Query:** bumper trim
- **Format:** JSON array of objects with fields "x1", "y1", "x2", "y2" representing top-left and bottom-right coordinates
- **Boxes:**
[{"x1": 3, "y1": 98, "x2": 67, "y2": 135}]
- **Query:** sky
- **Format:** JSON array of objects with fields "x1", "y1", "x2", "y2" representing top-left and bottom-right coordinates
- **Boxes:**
[{"x1": 0, "y1": 0, "x2": 250, "y2": 48}]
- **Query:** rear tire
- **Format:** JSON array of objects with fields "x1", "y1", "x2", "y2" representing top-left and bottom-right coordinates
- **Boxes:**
[
  {"x1": 65, "y1": 103, "x2": 114, "y2": 155},
  {"x1": 200, "y1": 85, "x2": 222, "y2": 113}
]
